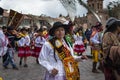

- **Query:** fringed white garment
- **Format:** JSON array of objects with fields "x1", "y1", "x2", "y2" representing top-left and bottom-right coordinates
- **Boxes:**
[
  {"x1": 17, "y1": 37, "x2": 25, "y2": 47},
  {"x1": 24, "y1": 35, "x2": 30, "y2": 46},
  {"x1": 90, "y1": 32, "x2": 100, "y2": 44},
  {"x1": 73, "y1": 35, "x2": 85, "y2": 53},
  {"x1": 38, "y1": 41, "x2": 66, "y2": 80},
  {"x1": 35, "y1": 36, "x2": 46, "y2": 47},
  {"x1": 0, "y1": 30, "x2": 8, "y2": 56},
  {"x1": 38, "y1": 40, "x2": 81, "y2": 80}
]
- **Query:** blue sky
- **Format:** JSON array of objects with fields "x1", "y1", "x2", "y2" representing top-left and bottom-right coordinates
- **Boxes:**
[{"x1": 0, "y1": 0, "x2": 118, "y2": 17}]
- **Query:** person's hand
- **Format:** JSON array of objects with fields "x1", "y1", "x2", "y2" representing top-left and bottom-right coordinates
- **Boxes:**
[
  {"x1": 75, "y1": 55, "x2": 88, "y2": 62},
  {"x1": 81, "y1": 55, "x2": 88, "y2": 60},
  {"x1": 18, "y1": 33, "x2": 25, "y2": 37},
  {"x1": 12, "y1": 30, "x2": 17, "y2": 35},
  {"x1": 51, "y1": 68, "x2": 58, "y2": 76},
  {"x1": 12, "y1": 30, "x2": 20, "y2": 37},
  {"x1": 75, "y1": 58, "x2": 82, "y2": 62},
  {"x1": 74, "y1": 56, "x2": 82, "y2": 62}
]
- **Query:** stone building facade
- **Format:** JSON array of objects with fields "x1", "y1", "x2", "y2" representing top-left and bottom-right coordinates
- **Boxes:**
[
  {"x1": 87, "y1": 0, "x2": 109, "y2": 27},
  {"x1": 73, "y1": 0, "x2": 109, "y2": 28}
]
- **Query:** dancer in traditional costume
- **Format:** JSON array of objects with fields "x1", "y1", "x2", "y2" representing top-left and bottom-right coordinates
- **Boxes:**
[
  {"x1": 74, "y1": 28, "x2": 86, "y2": 56},
  {"x1": 0, "y1": 26, "x2": 8, "y2": 57},
  {"x1": 32, "y1": 28, "x2": 46, "y2": 64},
  {"x1": 90, "y1": 23, "x2": 103, "y2": 73},
  {"x1": 3, "y1": 27, "x2": 21, "y2": 70},
  {"x1": 42, "y1": 26, "x2": 49, "y2": 39},
  {"x1": 0, "y1": 26, "x2": 8, "y2": 64},
  {"x1": 38, "y1": 22, "x2": 83, "y2": 80},
  {"x1": 65, "y1": 21, "x2": 75, "y2": 47},
  {"x1": 18, "y1": 28, "x2": 31, "y2": 67}
]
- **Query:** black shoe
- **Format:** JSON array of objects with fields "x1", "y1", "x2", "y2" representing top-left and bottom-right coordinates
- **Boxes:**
[
  {"x1": 13, "y1": 67, "x2": 19, "y2": 70},
  {"x1": 98, "y1": 66, "x2": 101, "y2": 70},
  {"x1": 19, "y1": 60, "x2": 22, "y2": 66},
  {"x1": 36, "y1": 59, "x2": 39, "y2": 64},
  {"x1": 92, "y1": 69, "x2": 99, "y2": 73},
  {"x1": 24, "y1": 64, "x2": 28, "y2": 67},
  {"x1": 98, "y1": 66, "x2": 104, "y2": 72},
  {"x1": 3, "y1": 65, "x2": 8, "y2": 69}
]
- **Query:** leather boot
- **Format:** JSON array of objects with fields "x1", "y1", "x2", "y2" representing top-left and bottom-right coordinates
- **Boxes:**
[
  {"x1": 19, "y1": 58, "x2": 22, "y2": 66},
  {"x1": 92, "y1": 62, "x2": 99, "y2": 73},
  {"x1": 36, "y1": 58, "x2": 39, "y2": 64},
  {"x1": 98, "y1": 62, "x2": 104, "y2": 72}
]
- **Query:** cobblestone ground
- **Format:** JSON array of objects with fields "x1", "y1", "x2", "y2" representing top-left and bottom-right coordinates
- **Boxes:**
[
  {"x1": 79, "y1": 60, "x2": 104, "y2": 80},
  {"x1": 0, "y1": 53, "x2": 104, "y2": 80}
]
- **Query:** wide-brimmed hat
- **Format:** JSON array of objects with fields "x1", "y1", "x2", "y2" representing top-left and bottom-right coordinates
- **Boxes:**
[
  {"x1": 106, "y1": 17, "x2": 120, "y2": 29},
  {"x1": 49, "y1": 22, "x2": 68, "y2": 36}
]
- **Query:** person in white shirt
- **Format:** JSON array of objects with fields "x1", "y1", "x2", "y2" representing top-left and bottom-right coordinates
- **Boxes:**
[
  {"x1": 18, "y1": 28, "x2": 31, "y2": 67},
  {"x1": 38, "y1": 22, "x2": 85, "y2": 80},
  {"x1": 32, "y1": 28, "x2": 46, "y2": 64},
  {"x1": 90, "y1": 23, "x2": 103, "y2": 73},
  {"x1": 0, "y1": 26, "x2": 8, "y2": 57}
]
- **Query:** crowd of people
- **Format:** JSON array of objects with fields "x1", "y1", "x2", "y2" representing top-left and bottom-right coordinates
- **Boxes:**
[{"x1": 0, "y1": 17, "x2": 120, "y2": 80}]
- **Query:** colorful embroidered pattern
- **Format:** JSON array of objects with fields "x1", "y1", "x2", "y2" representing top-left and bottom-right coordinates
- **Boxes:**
[{"x1": 49, "y1": 38, "x2": 80, "y2": 80}]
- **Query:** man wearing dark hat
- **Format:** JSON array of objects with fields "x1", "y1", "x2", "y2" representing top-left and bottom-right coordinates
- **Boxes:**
[
  {"x1": 102, "y1": 17, "x2": 120, "y2": 80},
  {"x1": 3, "y1": 26, "x2": 21, "y2": 70}
]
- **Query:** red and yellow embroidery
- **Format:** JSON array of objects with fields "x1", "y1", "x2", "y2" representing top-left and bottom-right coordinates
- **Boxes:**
[{"x1": 49, "y1": 39, "x2": 80, "y2": 80}]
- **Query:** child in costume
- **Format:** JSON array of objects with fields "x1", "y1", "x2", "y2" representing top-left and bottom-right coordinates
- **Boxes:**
[{"x1": 38, "y1": 22, "x2": 84, "y2": 80}]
